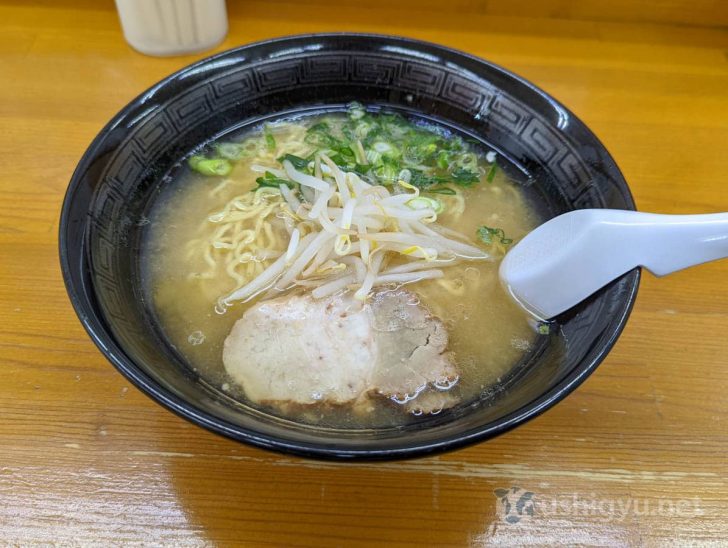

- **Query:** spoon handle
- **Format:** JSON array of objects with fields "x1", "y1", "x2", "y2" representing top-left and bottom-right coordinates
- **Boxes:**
[{"x1": 608, "y1": 210, "x2": 728, "y2": 275}]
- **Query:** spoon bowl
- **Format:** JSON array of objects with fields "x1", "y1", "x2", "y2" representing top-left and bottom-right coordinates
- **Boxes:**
[{"x1": 500, "y1": 209, "x2": 728, "y2": 320}]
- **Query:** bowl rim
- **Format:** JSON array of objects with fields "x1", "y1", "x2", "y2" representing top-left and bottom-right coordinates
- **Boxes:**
[{"x1": 59, "y1": 32, "x2": 640, "y2": 460}]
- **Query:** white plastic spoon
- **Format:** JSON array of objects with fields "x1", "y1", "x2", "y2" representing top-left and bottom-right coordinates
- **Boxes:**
[{"x1": 499, "y1": 209, "x2": 728, "y2": 320}]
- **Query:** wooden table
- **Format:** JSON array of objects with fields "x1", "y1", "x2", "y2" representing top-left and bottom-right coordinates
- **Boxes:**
[{"x1": 1, "y1": 1, "x2": 726, "y2": 545}]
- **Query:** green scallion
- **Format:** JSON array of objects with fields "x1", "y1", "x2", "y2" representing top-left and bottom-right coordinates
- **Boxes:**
[
  {"x1": 277, "y1": 153, "x2": 309, "y2": 170},
  {"x1": 477, "y1": 225, "x2": 513, "y2": 245},
  {"x1": 486, "y1": 162, "x2": 498, "y2": 183},
  {"x1": 264, "y1": 125, "x2": 276, "y2": 152},
  {"x1": 188, "y1": 156, "x2": 232, "y2": 177}
]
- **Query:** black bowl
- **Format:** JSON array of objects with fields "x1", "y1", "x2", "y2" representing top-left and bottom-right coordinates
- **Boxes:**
[{"x1": 60, "y1": 34, "x2": 638, "y2": 460}]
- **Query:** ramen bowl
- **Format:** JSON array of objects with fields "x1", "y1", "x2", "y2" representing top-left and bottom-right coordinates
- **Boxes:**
[{"x1": 59, "y1": 34, "x2": 639, "y2": 460}]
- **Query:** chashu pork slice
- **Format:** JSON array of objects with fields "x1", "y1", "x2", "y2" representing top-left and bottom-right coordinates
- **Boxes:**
[
  {"x1": 368, "y1": 289, "x2": 458, "y2": 400},
  {"x1": 223, "y1": 293, "x2": 376, "y2": 405},
  {"x1": 223, "y1": 288, "x2": 458, "y2": 410}
]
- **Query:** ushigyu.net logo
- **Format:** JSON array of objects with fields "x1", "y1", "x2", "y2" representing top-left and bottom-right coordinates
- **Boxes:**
[{"x1": 494, "y1": 486, "x2": 702, "y2": 524}]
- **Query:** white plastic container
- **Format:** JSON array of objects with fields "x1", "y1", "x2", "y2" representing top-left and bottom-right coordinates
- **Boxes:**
[{"x1": 115, "y1": 0, "x2": 228, "y2": 57}]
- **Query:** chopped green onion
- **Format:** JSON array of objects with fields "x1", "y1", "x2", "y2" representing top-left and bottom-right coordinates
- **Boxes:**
[
  {"x1": 451, "y1": 168, "x2": 480, "y2": 187},
  {"x1": 264, "y1": 125, "x2": 276, "y2": 152},
  {"x1": 307, "y1": 121, "x2": 330, "y2": 134},
  {"x1": 426, "y1": 186, "x2": 456, "y2": 195},
  {"x1": 486, "y1": 162, "x2": 498, "y2": 183},
  {"x1": 372, "y1": 141, "x2": 400, "y2": 159},
  {"x1": 365, "y1": 149, "x2": 382, "y2": 165},
  {"x1": 398, "y1": 168, "x2": 412, "y2": 183},
  {"x1": 286, "y1": 107, "x2": 494, "y2": 192},
  {"x1": 353, "y1": 120, "x2": 374, "y2": 140},
  {"x1": 304, "y1": 130, "x2": 336, "y2": 148},
  {"x1": 353, "y1": 163, "x2": 372, "y2": 176},
  {"x1": 374, "y1": 161, "x2": 398, "y2": 183},
  {"x1": 436, "y1": 150, "x2": 450, "y2": 170},
  {"x1": 409, "y1": 169, "x2": 447, "y2": 189},
  {"x1": 277, "y1": 153, "x2": 309, "y2": 170},
  {"x1": 188, "y1": 156, "x2": 232, "y2": 177},
  {"x1": 537, "y1": 323, "x2": 551, "y2": 335},
  {"x1": 347, "y1": 101, "x2": 366, "y2": 120},
  {"x1": 328, "y1": 144, "x2": 357, "y2": 167},
  {"x1": 407, "y1": 196, "x2": 444, "y2": 214},
  {"x1": 457, "y1": 152, "x2": 479, "y2": 170},
  {"x1": 188, "y1": 155, "x2": 204, "y2": 169},
  {"x1": 477, "y1": 225, "x2": 512, "y2": 245},
  {"x1": 254, "y1": 171, "x2": 294, "y2": 190}
]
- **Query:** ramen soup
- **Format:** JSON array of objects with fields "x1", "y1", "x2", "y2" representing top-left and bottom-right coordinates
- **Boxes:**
[{"x1": 143, "y1": 104, "x2": 542, "y2": 428}]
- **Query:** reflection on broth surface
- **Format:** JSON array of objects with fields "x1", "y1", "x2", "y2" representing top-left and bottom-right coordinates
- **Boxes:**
[{"x1": 143, "y1": 105, "x2": 543, "y2": 428}]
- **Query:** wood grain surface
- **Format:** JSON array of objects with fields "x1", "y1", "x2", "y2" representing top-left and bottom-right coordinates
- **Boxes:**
[{"x1": 0, "y1": 1, "x2": 726, "y2": 545}]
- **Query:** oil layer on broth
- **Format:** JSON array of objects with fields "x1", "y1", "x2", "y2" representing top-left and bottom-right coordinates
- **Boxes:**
[{"x1": 144, "y1": 104, "x2": 540, "y2": 428}]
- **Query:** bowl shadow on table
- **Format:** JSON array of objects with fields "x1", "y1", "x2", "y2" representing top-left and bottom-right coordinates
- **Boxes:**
[{"x1": 164, "y1": 440, "x2": 512, "y2": 544}]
